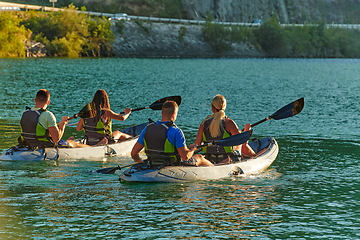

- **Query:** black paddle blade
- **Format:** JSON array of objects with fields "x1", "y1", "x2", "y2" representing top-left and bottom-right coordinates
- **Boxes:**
[
  {"x1": 67, "y1": 103, "x2": 93, "y2": 121},
  {"x1": 95, "y1": 166, "x2": 120, "y2": 174},
  {"x1": 149, "y1": 96, "x2": 182, "y2": 110},
  {"x1": 216, "y1": 130, "x2": 251, "y2": 147},
  {"x1": 271, "y1": 97, "x2": 304, "y2": 120},
  {"x1": 78, "y1": 103, "x2": 93, "y2": 118},
  {"x1": 95, "y1": 163, "x2": 138, "y2": 174}
]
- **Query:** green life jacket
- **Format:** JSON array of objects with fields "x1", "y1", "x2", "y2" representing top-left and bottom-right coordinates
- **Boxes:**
[
  {"x1": 202, "y1": 116, "x2": 233, "y2": 154},
  {"x1": 144, "y1": 121, "x2": 179, "y2": 167},
  {"x1": 19, "y1": 107, "x2": 54, "y2": 148},
  {"x1": 83, "y1": 113, "x2": 112, "y2": 145}
]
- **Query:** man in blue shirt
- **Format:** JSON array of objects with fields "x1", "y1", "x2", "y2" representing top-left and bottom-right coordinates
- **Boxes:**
[{"x1": 131, "y1": 100, "x2": 213, "y2": 167}]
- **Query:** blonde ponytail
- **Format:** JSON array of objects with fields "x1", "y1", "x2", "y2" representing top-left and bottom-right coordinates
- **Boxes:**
[{"x1": 209, "y1": 94, "x2": 227, "y2": 138}]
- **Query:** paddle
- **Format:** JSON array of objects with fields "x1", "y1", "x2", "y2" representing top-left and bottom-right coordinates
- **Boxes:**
[
  {"x1": 95, "y1": 130, "x2": 251, "y2": 174},
  {"x1": 57, "y1": 103, "x2": 93, "y2": 127},
  {"x1": 196, "y1": 130, "x2": 252, "y2": 149},
  {"x1": 95, "y1": 162, "x2": 139, "y2": 174},
  {"x1": 67, "y1": 103, "x2": 93, "y2": 121},
  {"x1": 119, "y1": 96, "x2": 182, "y2": 114},
  {"x1": 241, "y1": 97, "x2": 305, "y2": 131}
]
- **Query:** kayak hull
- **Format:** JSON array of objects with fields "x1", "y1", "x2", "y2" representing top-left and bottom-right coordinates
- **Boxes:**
[
  {"x1": 0, "y1": 122, "x2": 148, "y2": 161},
  {"x1": 120, "y1": 137, "x2": 278, "y2": 183}
]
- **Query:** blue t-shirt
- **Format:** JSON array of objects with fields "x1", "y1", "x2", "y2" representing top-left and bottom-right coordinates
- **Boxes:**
[{"x1": 137, "y1": 121, "x2": 186, "y2": 149}]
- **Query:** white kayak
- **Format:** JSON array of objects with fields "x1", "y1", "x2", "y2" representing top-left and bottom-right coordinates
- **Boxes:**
[
  {"x1": 0, "y1": 122, "x2": 148, "y2": 161},
  {"x1": 120, "y1": 137, "x2": 278, "y2": 183}
]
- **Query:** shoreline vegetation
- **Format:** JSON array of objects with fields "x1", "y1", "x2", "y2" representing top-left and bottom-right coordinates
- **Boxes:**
[{"x1": 1, "y1": 5, "x2": 360, "y2": 58}]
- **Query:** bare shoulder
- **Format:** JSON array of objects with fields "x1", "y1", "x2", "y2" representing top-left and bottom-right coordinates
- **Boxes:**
[
  {"x1": 224, "y1": 117, "x2": 236, "y2": 125},
  {"x1": 224, "y1": 118, "x2": 240, "y2": 134}
]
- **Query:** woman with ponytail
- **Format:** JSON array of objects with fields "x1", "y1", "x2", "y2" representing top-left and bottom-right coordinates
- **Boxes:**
[
  {"x1": 76, "y1": 89, "x2": 132, "y2": 146},
  {"x1": 195, "y1": 94, "x2": 255, "y2": 164}
]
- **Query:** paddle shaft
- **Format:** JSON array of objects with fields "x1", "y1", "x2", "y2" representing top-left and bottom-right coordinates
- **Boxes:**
[
  {"x1": 241, "y1": 98, "x2": 304, "y2": 131},
  {"x1": 119, "y1": 106, "x2": 149, "y2": 114},
  {"x1": 196, "y1": 130, "x2": 251, "y2": 149},
  {"x1": 57, "y1": 115, "x2": 77, "y2": 126},
  {"x1": 250, "y1": 116, "x2": 271, "y2": 128},
  {"x1": 67, "y1": 114, "x2": 78, "y2": 121},
  {"x1": 119, "y1": 96, "x2": 181, "y2": 114},
  {"x1": 96, "y1": 162, "x2": 138, "y2": 174}
]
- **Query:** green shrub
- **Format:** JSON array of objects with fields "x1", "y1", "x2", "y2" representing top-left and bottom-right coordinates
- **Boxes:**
[
  {"x1": 0, "y1": 12, "x2": 30, "y2": 57},
  {"x1": 328, "y1": 28, "x2": 360, "y2": 58},
  {"x1": 285, "y1": 26, "x2": 312, "y2": 57},
  {"x1": 158, "y1": 0, "x2": 186, "y2": 19},
  {"x1": 283, "y1": 23, "x2": 360, "y2": 58},
  {"x1": 178, "y1": 26, "x2": 187, "y2": 41},
  {"x1": 134, "y1": 20, "x2": 151, "y2": 35},
  {"x1": 254, "y1": 15, "x2": 290, "y2": 57},
  {"x1": 202, "y1": 21, "x2": 233, "y2": 54},
  {"x1": 48, "y1": 32, "x2": 84, "y2": 57},
  {"x1": 83, "y1": 16, "x2": 115, "y2": 56},
  {"x1": 115, "y1": 19, "x2": 126, "y2": 35},
  {"x1": 21, "y1": 4, "x2": 114, "y2": 57}
]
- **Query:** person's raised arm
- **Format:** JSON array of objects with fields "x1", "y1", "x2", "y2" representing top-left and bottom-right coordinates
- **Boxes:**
[
  {"x1": 48, "y1": 116, "x2": 68, "y2": 143},
  {"x1": 104, "y1": 108, "x2": 131, "y2": 121},
  {"x1": 76, "y1": 118, "x2": 84, "y2": 131}
]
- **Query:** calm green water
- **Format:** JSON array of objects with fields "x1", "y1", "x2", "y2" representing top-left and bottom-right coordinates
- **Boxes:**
[{"x1": 0, "y1": 58, "x2": 359, "y2": 239}]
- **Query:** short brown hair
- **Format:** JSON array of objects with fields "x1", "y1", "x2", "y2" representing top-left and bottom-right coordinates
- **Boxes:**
[
  {"x1": 36, "y1": 89, "x2": 50, "y2": 103},
  {"x1": 162, "y1": 100, "x2": 178, "y2": 117}
]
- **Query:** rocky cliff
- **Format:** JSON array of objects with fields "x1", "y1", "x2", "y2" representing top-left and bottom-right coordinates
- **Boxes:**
[
  {"x1": 181, "y1": 0, "x2": 360, "y2": 24},
  {"x1": 76, "y1": 0, "x2": 360, "y2": 24},
  {"x1": 112, "y1": 21, "x2": 266, "y2": 58}
]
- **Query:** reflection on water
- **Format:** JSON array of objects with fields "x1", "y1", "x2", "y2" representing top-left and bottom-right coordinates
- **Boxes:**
[
  {"x1": 0, "y1": 156, "x2": 282, "y2": 239},
  {"x1": 0, "y1": 120, "x2": 20, "y2": 151}
]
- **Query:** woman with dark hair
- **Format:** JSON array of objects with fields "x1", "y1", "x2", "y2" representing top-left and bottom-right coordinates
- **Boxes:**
[
  {"x1": 195, "y1": 94, "x2": 255, "y2": 164},
  {"x1": 76, "y1": 89, "x2": 132, "y2": 146}
]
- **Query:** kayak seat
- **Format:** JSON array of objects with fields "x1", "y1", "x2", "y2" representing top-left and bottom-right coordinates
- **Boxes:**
[
  {"x1": 120, "y1": 121, "x2": 151, "y2": 137},
  {"x1": 204, "y1": 153, "x2": 230, "y2": 164},
  {"x1": 248, "y1": 138, "x2": 272, "y2": 154},
  {"x1": 147, "y1": 154, "x2": 180, "y2": 168}
]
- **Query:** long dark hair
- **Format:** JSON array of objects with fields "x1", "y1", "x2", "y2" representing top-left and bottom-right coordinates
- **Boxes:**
[{"x1": 91, "y1": 89, "x2": 110, "y2": 122}]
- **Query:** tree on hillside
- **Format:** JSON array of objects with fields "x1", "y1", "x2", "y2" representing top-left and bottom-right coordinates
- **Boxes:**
[
  {"x1": 254, "y1": 15, "x2": 290, "y2": 57},
  {"x1": 0, "y1": 12, "x2": 30, "y2": 57},
  {"x1": 21, "y1": 4, "x2": 114, "y2": 57}
]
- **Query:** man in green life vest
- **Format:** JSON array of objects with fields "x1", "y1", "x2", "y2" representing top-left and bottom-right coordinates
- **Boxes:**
[
  {"x1": 131, "y1": 100, "x2": 213, "y2": 167},
  {"x1": 19, "y1": 89, "x2": 69, "y2": 148}
]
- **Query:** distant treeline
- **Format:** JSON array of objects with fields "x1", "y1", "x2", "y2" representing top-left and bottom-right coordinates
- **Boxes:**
[
  {"x1": 203, "y1": 15, "x2": 360, "y2": 58},
  {"x1": 1, "y1": 8, "x2": 360, "y2": 58},
  {"x1": 0, "y1": 4, "x2": 115, "y2": 57}
]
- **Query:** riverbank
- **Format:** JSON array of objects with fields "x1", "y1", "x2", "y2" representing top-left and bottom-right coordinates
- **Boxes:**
[
  {"x1": 112, "y1": 21, "x2": 266, "y2": 58},
  {"x1": 17, "y1": 11, "x2": 360, "y2": 59}
]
